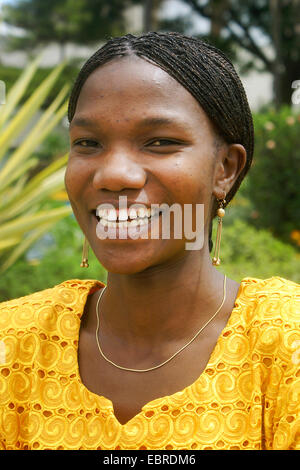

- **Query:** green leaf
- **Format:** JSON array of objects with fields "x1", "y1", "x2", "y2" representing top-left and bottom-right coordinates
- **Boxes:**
[
  {"x1": 0, "y1": 62, "x2": 66, "y2": 162},
  {"x1": 0, "y1": 206, "x2": 72, "y2": 240},
  {"x1": 0, "y1": 56, "x2": 71, "y2": 274},
  {"x1": 0, "y1": 98, "x2": 68, "y2": 188},
  {"x1": 0, "y1": 54, "x2": 42, "y2": 129},
  {"x1": 0, "y1": 221, "x2": 56, "y2": 273}
]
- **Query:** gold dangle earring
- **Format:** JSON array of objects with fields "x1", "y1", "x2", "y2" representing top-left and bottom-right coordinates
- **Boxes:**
[
  {"x1": 212, "y1": 198, "x2": 226, "y2": 266},
  {"x1": 80, "y1": 236, "x2": 89, "y2": 268}
]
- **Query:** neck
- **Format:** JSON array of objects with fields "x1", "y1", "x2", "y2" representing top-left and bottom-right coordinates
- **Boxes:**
[{"x1": 100, "y1": 248, "x2": 226, "y2": 347}]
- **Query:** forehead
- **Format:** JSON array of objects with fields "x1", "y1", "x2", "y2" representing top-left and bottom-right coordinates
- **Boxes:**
[
  {"x1": 78, "y1": 55, "x2": 186, "y2": 100},
  {"x1": 72, "y1": 56, "x2": 213, "y2": 132}
]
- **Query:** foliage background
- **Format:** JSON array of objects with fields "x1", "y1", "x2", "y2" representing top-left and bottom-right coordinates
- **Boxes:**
[
  {"x1": 0, "y1": 0, "x2": 299, "y2": 301},
  {"x1": 1, "y1": 198, "x2": 299, "y2": 301}
]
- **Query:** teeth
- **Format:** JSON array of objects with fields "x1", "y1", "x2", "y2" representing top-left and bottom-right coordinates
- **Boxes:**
[
  {"x1": 107, "y1": 209, "x2": 117, "y2": 221},
  {"x1": 96, "y1": 206, "x2": 161, "y2": 222},
  {"x1": 139, "y1": 217, "x2": 149, "y2": 225},
  {"x1": 129, "y1": 208, "x2": 138, "y2": 219},
  {"x1": 137, "y1": 207, "x2": 146, "y2": 218},
  {"x1": 99, "y1": 218, "x2": 152, "y2": 228},
  {"x1": 118, "y1": 209, "x2": 128, "y2": 221},
  {"x1": 96, "y1": 208, "x2": 108, "y2": 218}
]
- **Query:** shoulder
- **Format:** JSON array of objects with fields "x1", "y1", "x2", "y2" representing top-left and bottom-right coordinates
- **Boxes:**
[
  {"x1": 240, "y1": 275, "x2": 299, "y2": 294},
  {"x1": 231, "y1": 275, "x2": 299, "y2": 361},
  {"x1": 237, "y1": 275, "x2": 299, "y2": 324},
  {"x1": 0, "y1": 279, "x2": 104, "y2": 334},
  {"x1": 233, "y1": 276, "x2": 300, "y2": 371}
]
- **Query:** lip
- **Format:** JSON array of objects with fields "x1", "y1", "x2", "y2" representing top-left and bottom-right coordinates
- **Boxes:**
[
  {"x1": 91, "y1": 201, "x2": 167, "y2": 221},
  {"x1": 91, "y1": 201, "x2": 159, "y2": 212}
]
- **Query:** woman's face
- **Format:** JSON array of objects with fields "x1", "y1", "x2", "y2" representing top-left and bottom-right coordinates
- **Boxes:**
[{"x1": 65, "y1": 55, "x2": 227, "y2": 274}]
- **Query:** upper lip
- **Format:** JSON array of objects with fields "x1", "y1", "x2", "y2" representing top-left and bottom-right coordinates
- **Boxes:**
[{"x1": 91, "y1": 201, "x2": 163, "y2": 211}]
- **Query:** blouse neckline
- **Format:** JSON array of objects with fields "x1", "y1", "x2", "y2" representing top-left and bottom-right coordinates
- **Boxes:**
[{"x1": 73, "y1": 277, "x2": 247, "y2": 427}]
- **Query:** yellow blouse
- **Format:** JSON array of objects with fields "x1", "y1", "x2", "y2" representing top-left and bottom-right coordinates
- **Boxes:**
[{"x1": 0, "y1": 276, "x2": 299, "y2": 450}]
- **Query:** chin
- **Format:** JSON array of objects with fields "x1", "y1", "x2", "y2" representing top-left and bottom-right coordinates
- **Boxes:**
[
  {"x1": 95, "y1": 253, "x2": 157, "y2": 276},
  {"x1": 86, "y1": 209, "x2": 192, "y2": 275},
  {"x1": 91, "y1": 237, "x2": 187, "y2": 277}
]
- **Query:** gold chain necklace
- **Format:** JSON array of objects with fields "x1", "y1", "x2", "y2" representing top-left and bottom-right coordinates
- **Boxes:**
[{"x1": 95, "y1": 275, "x2": 227, "y2": 373}]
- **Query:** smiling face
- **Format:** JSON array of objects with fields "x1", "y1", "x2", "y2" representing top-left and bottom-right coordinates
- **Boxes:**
[{"x1": 65, "y1": 55, "x2": 228, "y2": 274}]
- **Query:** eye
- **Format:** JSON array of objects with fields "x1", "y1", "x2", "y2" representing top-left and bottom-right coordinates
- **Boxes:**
[
  {"x1": 73, "y1": 139, "x2": 99, "y2": 148},
  {"x1": 147, "y1": 139, "x2": 181, "y2": 147}
]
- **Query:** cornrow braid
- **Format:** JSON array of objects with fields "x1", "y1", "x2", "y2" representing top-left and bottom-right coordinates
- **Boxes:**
[{"x1": 68, "y1": 31, "x2": 254, "y2": 253}]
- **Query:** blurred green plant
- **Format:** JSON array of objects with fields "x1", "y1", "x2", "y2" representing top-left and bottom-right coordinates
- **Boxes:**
[
  {"x1": 0, "y1": 215, "x2": 107, "y2": 301},
  {"x1": 0, "y1": 214, "x2": 298, "y2": 302},
  {"x1": 0, "y1": 62, "x2": 81, "y2": 109},
  {"x1": 214, "y1": 218, "x2": 300, "y2": 284},
  {"x1": 0, "y1": 56, "x2": 72, "y2": 274},
  {"x1": 241, "y1": 106, "x2": 300, "y2": 249},
  {"x1": 35, "y1": 132, "x2": 69, "y2": 162}
]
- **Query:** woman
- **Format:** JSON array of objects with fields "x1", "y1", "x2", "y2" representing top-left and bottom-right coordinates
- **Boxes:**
[{"x1": 0, "y1": 32, "x2": 299, "y2": 450}]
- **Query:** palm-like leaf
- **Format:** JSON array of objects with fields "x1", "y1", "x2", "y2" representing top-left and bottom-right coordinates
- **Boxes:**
[{"x1": 0, "y1": 58, "x2": 72, "y2": 274}]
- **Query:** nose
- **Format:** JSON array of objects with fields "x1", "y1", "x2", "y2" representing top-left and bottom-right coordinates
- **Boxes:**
[{"x1": 92, "y1": 148, "x2": 147, "y2": 192}]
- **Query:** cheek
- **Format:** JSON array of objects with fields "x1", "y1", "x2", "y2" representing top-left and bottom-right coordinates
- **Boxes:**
[
  {"x1": 65, "y1": 159, "x2": 93, "y2": 233},
  {"x1": 65, "y1": 158, "x2": 89, "y2": 200},
  {"x1": 167, "y1": 154, "x2": 213, "y2": 203}
]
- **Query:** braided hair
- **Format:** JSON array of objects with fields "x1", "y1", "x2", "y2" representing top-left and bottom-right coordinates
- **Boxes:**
[{"x1": 68, "y1": 31, "x2": 254, "y2": 253}]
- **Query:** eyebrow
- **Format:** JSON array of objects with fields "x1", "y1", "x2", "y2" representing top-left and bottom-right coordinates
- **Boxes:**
[
  {"x1": 69, "y1": 116, "x2": 190, "y2": 131},
  {"x1": 69, "y1": 117, "x2": 96, "y2": 129}
]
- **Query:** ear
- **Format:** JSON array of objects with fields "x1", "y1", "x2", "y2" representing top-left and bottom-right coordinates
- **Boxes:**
[{"x1": 212, "y1": 143, "x2": 247, "y2": 199}]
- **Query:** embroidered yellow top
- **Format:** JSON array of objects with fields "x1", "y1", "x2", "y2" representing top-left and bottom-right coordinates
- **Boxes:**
[{"x1": 0, "y1": 276, "x2": 299, "y2": 450}]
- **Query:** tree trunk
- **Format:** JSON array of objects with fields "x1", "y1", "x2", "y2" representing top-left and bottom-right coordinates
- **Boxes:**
[
  {"x1": 280, "y1": 60, "x2": 300, "y2": 105},
  {"x1": 270, "y1": 0, "x2": 283, "y2": 109},
  {"x1": 210, "y1": 0, "x2": 229, "y2": 39},
  {"x1": 143, "y1": 0, "x2": 153, "y2": 32},
  {"x1": 143, "y1": 0, "x2": 161, "y2": 32},
  {"x1": 270, "y1": 0, "x2": 300, "y2": 106}
]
